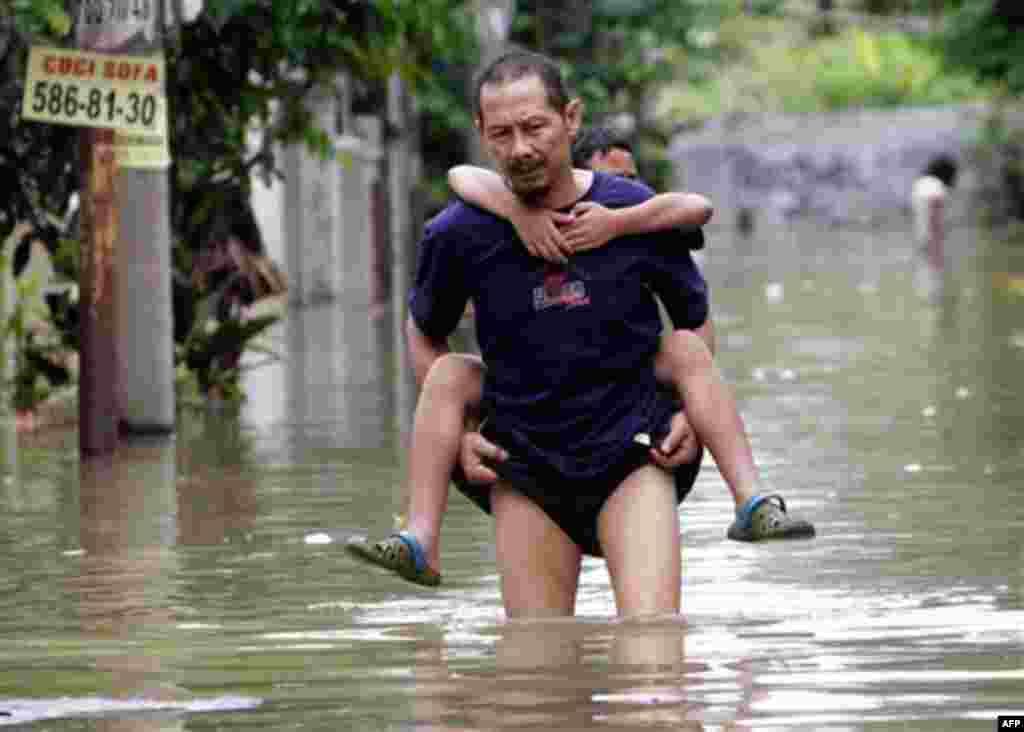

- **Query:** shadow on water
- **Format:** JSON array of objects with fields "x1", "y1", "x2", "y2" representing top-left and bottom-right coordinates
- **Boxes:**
[{"x1": 0, "y1": 222, "x2": 1022, "y2": 729}]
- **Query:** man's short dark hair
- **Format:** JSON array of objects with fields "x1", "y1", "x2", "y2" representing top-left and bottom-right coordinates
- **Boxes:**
[
  {"x1": 572, "y1": 126, "x2": 633, "y2": 168},
  {"x1": 473, "y1": 49, "x2": 570, "y2": 121},
  {"x1": 924, "y1": 154, "x2": 958, "y2": 188}
]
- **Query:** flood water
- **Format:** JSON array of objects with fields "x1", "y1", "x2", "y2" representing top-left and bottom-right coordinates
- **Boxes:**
[{"x1": 1, "y1": 221, "x2": 1022, "y2": 730}]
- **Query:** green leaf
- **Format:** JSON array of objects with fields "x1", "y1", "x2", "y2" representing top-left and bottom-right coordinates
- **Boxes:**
[
  {"x1": 44, "y1": 3, "x2": 72, "y2": 37},
  {"x1": 202, "y1": 0, "x2": 256, "y2": 30}
]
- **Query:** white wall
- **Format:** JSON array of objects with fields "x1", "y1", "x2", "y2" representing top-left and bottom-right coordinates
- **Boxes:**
[
  {"x1": 249, "y1": 106, "x2": 381, "y2": 308},
  {"x1": 670, "y1": 104, "x2": 985, "y2": 230}
]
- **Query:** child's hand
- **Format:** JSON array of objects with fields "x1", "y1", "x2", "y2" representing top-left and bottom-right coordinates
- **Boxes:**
[
  {"x1": 510, "y1": 208, "x2": 575, "y2": 264},
  {"x1": 564, "y1": 201, "x2": 620, "y2": 252}
]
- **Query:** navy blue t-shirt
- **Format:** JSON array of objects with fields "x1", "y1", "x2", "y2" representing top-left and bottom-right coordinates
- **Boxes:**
[{"x1": 409, "y1": 171, "x2": 709, "y2": 481}]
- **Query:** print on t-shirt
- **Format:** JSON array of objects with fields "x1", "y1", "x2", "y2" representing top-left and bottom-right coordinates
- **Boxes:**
[{"x1": 533, "y1": 263, "x2": 591, "y2": 311}]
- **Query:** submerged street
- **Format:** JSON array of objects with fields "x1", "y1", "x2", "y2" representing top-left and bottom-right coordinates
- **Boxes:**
[{"x1": 1, "y1": 220, "x2": 1022, "y2": 730}]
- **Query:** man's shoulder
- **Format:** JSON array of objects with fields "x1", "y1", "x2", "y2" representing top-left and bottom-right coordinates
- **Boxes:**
[
  {"x1": 425, "y1": 199, "x2": 505, "y2": 239},
  {"x1": 589, "y1": 171, "x2": 656, "y2": 207}
]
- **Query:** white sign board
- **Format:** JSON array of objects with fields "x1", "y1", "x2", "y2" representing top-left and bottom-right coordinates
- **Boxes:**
[{"x1": 77, "y1": 0, "x2": 157, "y2": 50}]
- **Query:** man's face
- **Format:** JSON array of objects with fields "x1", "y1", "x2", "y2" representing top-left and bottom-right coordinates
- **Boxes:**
[
  {"x1": 476, "y1": 75, "x2": 581, "y2": 201},
  {"x1": 585, "y1": 146, "x2": 638, "y2": 179}
]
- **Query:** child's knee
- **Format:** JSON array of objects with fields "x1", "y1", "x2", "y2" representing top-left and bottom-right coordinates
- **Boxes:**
[
  {"x1": 422, "y1": 353, "x2": 485, "y2": 405},
  {"x1": 657, "y1": 329, "x2": 713, "y2": 380}
]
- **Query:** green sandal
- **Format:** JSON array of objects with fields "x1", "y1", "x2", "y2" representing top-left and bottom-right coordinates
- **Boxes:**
[
  {"x1": 345, "y1": 532, "x2": 442, "y2": 587},
  {"x1": 727, "y1": 494, "x2": 816, "y2": 542}
]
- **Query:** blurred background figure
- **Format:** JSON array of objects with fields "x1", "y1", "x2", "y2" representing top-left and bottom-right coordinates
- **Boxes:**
[
  {"x1": 571, "y1": 126, "x2": 639, "y2": 179},
  {"x1": 911, "y1": 154, "x2": 958, "y2": 301}
]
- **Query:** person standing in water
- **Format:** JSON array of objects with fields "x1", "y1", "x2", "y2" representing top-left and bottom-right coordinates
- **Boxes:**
[{"x1": 911, "y1": 155, "x2": 958, "y2": 299}]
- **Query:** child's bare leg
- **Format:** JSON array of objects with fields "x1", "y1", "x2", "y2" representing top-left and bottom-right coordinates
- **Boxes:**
[
  {"x1": 404, "y1": 353, "x2": 485, "y2": 570},
  {"x1": 654, "y1": 325, "x2": 815, "y2": 541},
  {"x1": 654, "y1": 325, "x2": 759, "y2": 509}
]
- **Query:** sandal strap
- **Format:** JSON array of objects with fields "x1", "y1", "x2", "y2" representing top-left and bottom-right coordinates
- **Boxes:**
[
  {"x1": 735, "y1": 493, "x2": 786, "y2": 529},
  {"x1": 392, "y1": 532, "x2": 427, "y2": 572}
]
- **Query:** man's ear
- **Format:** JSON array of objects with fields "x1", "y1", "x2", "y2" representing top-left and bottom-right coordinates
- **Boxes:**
[
  {"x1": 474, "y1": 114, "x2": 483, "y2": 135},
  {"x1": 565, "y1": 98, "x2": 583, "y2": 139}
]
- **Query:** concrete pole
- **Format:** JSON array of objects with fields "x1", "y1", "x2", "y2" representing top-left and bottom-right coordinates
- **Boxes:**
[
  {"x1": 387, "y1": 74, "x2": 416, "y2": 441},
  {"x1": 115, "y1": 0, "x2": 175, "y2": 434},
  {"x1": 116, "y1": 151, "x2": 176, "y2": 435}
]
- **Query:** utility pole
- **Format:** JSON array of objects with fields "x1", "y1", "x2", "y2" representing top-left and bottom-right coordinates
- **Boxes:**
[
  {"x1": 75, "y1": 14, "x2": 122, "y2": 456},
  {"x1": 71, "y1": 0, "x2": 176, "y2": 453}
]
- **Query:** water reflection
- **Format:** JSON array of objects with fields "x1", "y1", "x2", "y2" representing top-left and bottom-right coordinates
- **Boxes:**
[
  {"x1": 0, "y1": 436, "x2": 263, "y2": 728},
  {"x1": 73, "y1": 439, "x2": 182, "y2": 729},
  {"x1": 356, "y1": 617, "x2": 745, "y2": 731},
  {"x1": 176, "y1": 417, "x2": 258, "y2": 547},
  {"x1": 0, "y1": 418, "x2": 16, "y2": 483}
]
